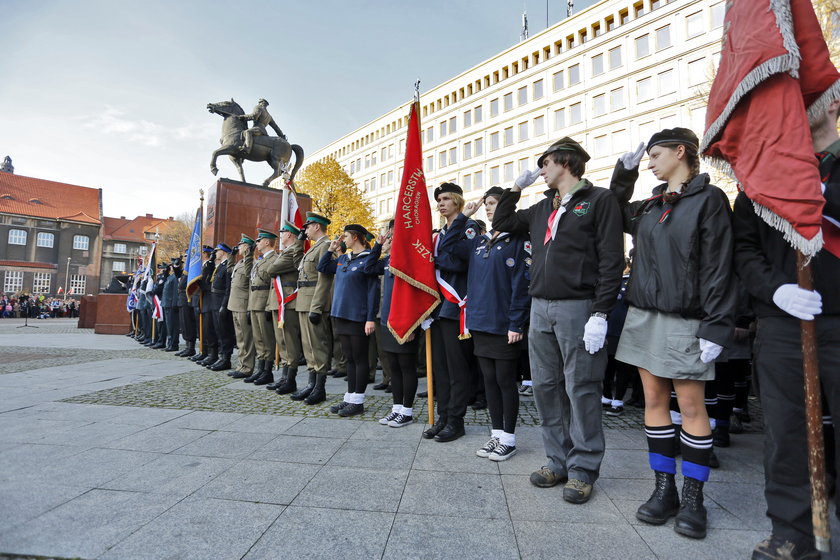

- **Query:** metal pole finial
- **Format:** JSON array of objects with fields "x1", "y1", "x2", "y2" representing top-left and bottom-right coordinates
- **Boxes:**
[{"x1": 414, "y1": 79, "x2": 421, "y2": 103}]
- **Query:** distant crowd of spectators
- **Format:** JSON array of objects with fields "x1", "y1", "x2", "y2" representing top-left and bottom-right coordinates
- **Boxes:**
[{"x1": 0, "y1": 293, "x2": 79, "y2": 319}]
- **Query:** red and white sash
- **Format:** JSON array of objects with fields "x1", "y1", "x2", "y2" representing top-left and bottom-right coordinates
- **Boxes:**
[
  {"x1": 433, "y1": 231, "x2": 470, "y2": 339},
  {"x1": 273, "y1": 277, "x2": 298, "y2": 327}
]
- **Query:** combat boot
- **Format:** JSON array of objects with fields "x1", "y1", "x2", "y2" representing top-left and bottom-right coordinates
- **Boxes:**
[
  {"x1": 290, "y1": 371, "x2": 316, "y2": 401},
  {"x1": 209, "y1": 354, "x2": 232, "y2": 371},
  {"x1": 276, "y1": 367, "x2": 297, "y2": 394},
  {"x1": 304, "y1": 373, "x2": 327, "y2": 405},
  {"x1": 674, "y1": 477, "x2": 707, "y2": 539},
  {"x1": 243, "y1": 360, "x2": 265, "y2": 383},
  {"x1": 252, "y1": 362, "x2": 274, "y2": 386},
  {"x1": 199, "y1": 348, "x2": 219, "y2": 367},
  {"x1": 267, "y1": 366, "x2": 288, "y2": 390},
  {"x1": 636, "y1": 471, "x2": 680, "y2": 525}
]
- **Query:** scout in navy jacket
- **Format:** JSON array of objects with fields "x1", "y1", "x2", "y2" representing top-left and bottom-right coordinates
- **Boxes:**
[
  {"x1": 317, "y1": 246, "x2": 379, "y2": 323},
  {"x1": 432, "y1": 218, "x2": 480, "y2": 321},
  {"x1": 364, "y1": 243, "x2": 394, "y2": 327}
]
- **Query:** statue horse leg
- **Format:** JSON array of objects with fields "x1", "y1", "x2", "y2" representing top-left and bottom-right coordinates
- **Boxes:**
[
  {"x1": 263, "y1": 143, "x2": 291, "y2": 187},
  {"x1": 229, "y1": 156, "x2": 246, "y2": 183},
  {"x1": 210, "y1": 145, "x2": 237, "y2": 176}
]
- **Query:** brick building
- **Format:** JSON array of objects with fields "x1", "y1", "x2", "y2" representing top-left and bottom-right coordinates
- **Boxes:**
[{"x1": 100, "y1": 214, "x2": 178, "y2": 291}]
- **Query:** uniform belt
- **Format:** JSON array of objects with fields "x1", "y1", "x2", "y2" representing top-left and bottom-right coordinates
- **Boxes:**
[
  {"x1": 281, "y1": 281, "x2": 297, "y2": 287},
  {"x1": 250, "y1": 285, "x2": 271, "y2": 291},
  {"x1": 297, "y1": 281, "x2": 317, "y2": 288}
]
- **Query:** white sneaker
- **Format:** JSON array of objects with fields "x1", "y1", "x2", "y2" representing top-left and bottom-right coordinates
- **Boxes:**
[
  {"x1": 476, "y1": 437, "x2": 499, "y2": 458},
  {"x1": 379, "y1": 411, "x2": 399, "y2": 425}
]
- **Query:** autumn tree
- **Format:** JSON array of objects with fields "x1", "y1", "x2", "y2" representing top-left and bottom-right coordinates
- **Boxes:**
[
  {"x1": 295, "y1": 157, "x2": 376, "y2": 237},
  {"x1": 813, "y1": 0, "x2": 840, "y2": 64},
  {"x1": 155, "y1": 218, "x2": 192, "y2": 263}
]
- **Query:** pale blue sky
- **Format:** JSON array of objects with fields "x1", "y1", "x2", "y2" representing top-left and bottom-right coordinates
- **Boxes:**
[{"x1": 0, "y1": 0, "x2": 596, "y2": 218}]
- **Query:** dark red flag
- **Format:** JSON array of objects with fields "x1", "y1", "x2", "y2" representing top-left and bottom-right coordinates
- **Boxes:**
[{"x1": 387, "y1": 102, "x2": 440, "y2": 343}]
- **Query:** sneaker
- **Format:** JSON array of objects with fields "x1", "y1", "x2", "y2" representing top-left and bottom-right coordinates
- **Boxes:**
[
  {"x1": 476, "y1": 437, "x2": 499, "y2": 458},
  {"x1": 522, "y1": 385, "x2": 533, "y2": 396},
  {"x1": 379, "y1": 411, "x2": 399, "y2": 425},
  {"x1": 518, "y1": 384, "x2": 527, "y2": 394},
  {"x1": 388, "y1": 414, "x2": 413, "y2": 428},
  {"x1": 752, "y1": 534, "x2": 820, "y2": 560},
  {"x1": 606, "y1": 405, "x2": 624, "y2": 416},
  {"x1": 529, "y1": 466, "x2": 566, "y2": 488},
  {"x1": 601, "y1": 399, "x2": 612, "y2": 409},
  {"x1": 563, "y1": 478, "x2": 593, "y2": 504},
  {"x1": 488, "y1": 443, "x2": 517, "y2": 462}
]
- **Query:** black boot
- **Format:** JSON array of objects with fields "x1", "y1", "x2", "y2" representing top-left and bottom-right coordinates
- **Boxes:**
[
  {"x1": 290, "y1": 371, "x2": 316, "y2": 401},
  {"x1": 267, "y1": 366, "x2": 288, "y2": 390},
  {"x1": 636, "y1": 471, "x2": 680, "y2": 525},
  {"x1": 304, "y1": 374, "x2": 327, "y2": 405},
  {"x1": 252, "y1": 362, "x2": 274, "y2": 386},
  {"x1": 180, "y1": 343, "x2": 196, "y2": 358},
  {"x1": 434, "y1": 417, "x2": 465, "y2": 442},
  {"x1": 423, "y1": 417, "x2": 447, "y2": 439},
  {"x1": 674, "y1": 477, "x2": 707, "y2": 539},
  {"x1": 276, "y1": 367, "x2": 297, "y2": 394},
  {"x1": 209, "y1": 354, "x2": 232, "y2": 371},
  {"x1": 244, "y1": 360, "x2": 264, "y2": 382},
  {"x1": 199, "y1": 348, "x2": 219, "y2": 367},
  {"x1": 189, "y1": 350, "x2": 207, "y2": 362}
]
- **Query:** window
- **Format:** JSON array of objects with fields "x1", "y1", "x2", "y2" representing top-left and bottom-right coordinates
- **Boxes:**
[
  {"x1": 371, "y1": 176, "x2": 377, "y2": 191},
  {"x1": 31, "y1": 272, "x2": 49, "y2": 293},
  {"x1": 70, "y1": 274, "x2": 86, "y2": 295},
  {"x1": 533, "y1": 79, "x2": 544, "y2": 100},
  {"x1": 474, "y1": 105, "x2": 483, "y2": 123},
  {"x1": 503, "y1": 162, "x2": 514, "y2": 182},
  {"x1": 504, "y1": 92, "x2": 513, "y2": 112},
  {"x1": 612, "y1": 129, "x2": 629, "y2": 154},
  {"x1": 534, "y1": 115, "x2": 545, "y2": 136},
  {"x1": 427, "y1": 128, "x2": 434, "y2": 143},
  {"x1": 365, "y1": 155, "x2": 370, "y2": 169},
  {"x1": 114, "y1": 243, "x2": 127, "y2": 254},
  {"x1": 553, "y1": 70, "x2": 564, "y2": 91},
  {"x1": 112, "y1": 262, "x2": 126, "y2": 272},
  {"x1": 73, "y1": 235, "x2": 89, "y2": 251},
  {"x1": 490, "y1": 98, "x2": 499, "y2": 117},
  {"x1": 690, "y1": 106, "x2": 707, "y2": 134},
  {"x1": 711, "y1": 2, "x2": 725, "y2": 28},
  {"x1": 440, "y1": 121, "x2": 447, "y2": 137},
  {"x1": 464, "y1": 110, "x2": 472, "y2": 128},
  {"x1": 634, "y1": 3, "x2": 645, "y2": 18},
  {"x1": 364, "y1": 179, "x2": 370, "y2": 192},
  {"x1": 389, "y1": 144, "x2": 394, "y2": 159},
  {"x1": 606, "y1": 15, "x2": 615, "y2": 31},
  {"x1": 569, "y1": 103, "x2": 582, "y2": 124},
  {"x1": 639, "y1": 121, "x2": 657, "y2": 145},
  {"x1": 475, "y1": 170, "x2": 484, "y2": 189},
  {"x1": 449, "y1": 147, "x2": 457, "y2": 165},
  {"x1": 688, "y1": 58, "x2": 706, "y2": 86},
  {"x1": 490, "y1": 166, "x2": 500, "y2": 185},
  {"x1": 637, "y1": 77, "x2": 653, "y2": 101},
  {"x1": 593, "y1": 135, "x2": 608, "y2": 154},
  {"x1": 490, "y1": 131, "x2": 500, "y2": 151},
  {"x1": 439, "y1": 151, "x2": 447, "y2": 168},
  {"x1": 504, "y1": 127, "x2": 514, "y2": 147},
  {"x1": 569, "y1": 64, "x2": 581, "y2": 85},
  {"x1": 518, "y1": 122, "x2": 529, "y2": 141},
  {"x1": 8, "y1": 229, "x2": 26, "y2": 245},
  {"x1": 620, "y1": 9, "x2": 630, "y2": 25},
  {"x1": 518, "y1": 158, "x2": 529, "y2": 174},
  {"x1": 651, "y1": 0, "x2": 662, "y2": 9},
  {"x1": 381, "y1": 147, "x2": 387, "y2": 161},
  {"x1": 656, "y1": 25, "x2": 671, "y2": 50},
  {"x1": 593, "y1": 94, "x2": 606, "y2": 116},
  {"x1": 464, "y1": 141, "x2": 473, "y2": 160},
  {"x1": 660, "y1": 114, "x2": 678, "y2": 129},
  {"x1": 609, "y1": 46, "x2": 623, "y2": 69},
  {"x1": 388, "y1": 170, "x2": 394, "y2": 185},
  {"x1": 475, "y1": 137, "x2": 484, "y2": 156},
  {"x1": 449, "y1": 116, "x2": 457, "y2": 134},
  {"x1": 4, "y1": 271, "x2": 23, "y2": 293},
  {"x1": 379, "y1": 200, "x2": 385, "y2": 214},
  {"x1": 687, "y1": 11, "x2": 704, "y2": 38},
  {"x1": 635, "y1": 35, "x2": 650, "y2": 59},
  {"x1": 463, "y1": 174, "x2": 473, "y2": 191},
  {"x1": 36, "y1": 232, "x2": 54, "y2": 248},
  {"x1": 554, "y1": 108, "x2": 566, "y2": 130},
  {"x1": 658, "y1": 69, "x2": 676, "y2": 94},
  {"x1": 592, "y1": 54, "x2": 604, "y2": 76},
  {"x1": 426, "y1": 155, "x2": 434, "y2": 172},
  {"x1": 518, "y1": 86, "x2": 528, "y2": 106},
  {"x1": 371, "y1": 151, "x2": 377, "y2": 166}
]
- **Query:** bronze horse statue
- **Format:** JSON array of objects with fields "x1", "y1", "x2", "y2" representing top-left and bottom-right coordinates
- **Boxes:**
[{"x1": 207, "y1": 99, "x2": 304, "y2": 187}]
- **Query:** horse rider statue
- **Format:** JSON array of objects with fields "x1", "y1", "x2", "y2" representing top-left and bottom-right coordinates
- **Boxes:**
[{"x1": 238, "y1": 98, "x2": 285, "y2": 156}]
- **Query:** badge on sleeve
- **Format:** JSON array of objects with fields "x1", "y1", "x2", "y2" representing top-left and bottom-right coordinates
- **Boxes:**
[
  {"x1": 505, "y1": 257, "x2": 515, "y2": 268},
  {"x1": 465, "y1": 227, "x2": 476, "y2": 239},
  {"x1": 524, "y1": 241, "x2": 532, "y2": 255}
]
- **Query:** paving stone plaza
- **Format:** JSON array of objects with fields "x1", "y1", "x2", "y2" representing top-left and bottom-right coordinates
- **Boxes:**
[{"x1": 1, "y1": 319, "x2": 838, "y2": 560}]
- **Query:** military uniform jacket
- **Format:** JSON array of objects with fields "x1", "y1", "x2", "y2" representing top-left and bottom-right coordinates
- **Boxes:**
[
  {"x1": 198, "y1": 260, "x2": 216, "y2": 312},
  {"x1": 210, "y1": 259, "x2": 231, "y2": 309},
  {"x1": 296, "y1": 236, "x2": 333, "y2": 314},
  {"x1": 177, "y1": 273, "x2": 189, "y2": 307},
  {"x1": 264, "y1": 240, "x2": 304, "y2": 312},
  {"x1": 161, "y1": 273, "x2": 179, "y2": 309},
  {"x1": 225, "y1": 253, "x2": 253, "y2": 313},
  {"x1": 248, "y1": 250, "x2": 276, "y2": 311}
]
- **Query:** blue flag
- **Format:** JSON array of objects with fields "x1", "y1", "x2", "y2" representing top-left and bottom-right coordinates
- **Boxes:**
[{"x1": 185, "y1": 206, "x2": 202, "y2": 301}]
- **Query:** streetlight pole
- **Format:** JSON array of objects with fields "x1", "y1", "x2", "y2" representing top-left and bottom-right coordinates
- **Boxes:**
[{"x1": 64, "y1": 257, "x2": 71, "y2": 301}]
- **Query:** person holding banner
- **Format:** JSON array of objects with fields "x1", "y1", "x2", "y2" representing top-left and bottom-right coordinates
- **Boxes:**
[
  {"x1": 610, "y1": 128, "x2": 736, "y2": 539},
  {"x1": 265, "y1": 222, "x2": 305, "y2": 395},
  {"x1": 493, "y1": 137, "x2": 624, "y2": 504},
  {"x1": 208, "y1": 243, "x2": 235, "y2": 371},
  {"x1": 190, "y1": 246, "x2": 217, "y2": 363},
  {"x1": 318, "y1": 224, "x2": 378, "y2": 416},
  {"x1": 226, "y1": 235, "x2": 255, "y2": 378},
  {"x1": 162, "y1": 258, "x2": 182, "y2": 352},
  {"x1": 437, "y1": 186, "x2": 531, "y2": 460}
]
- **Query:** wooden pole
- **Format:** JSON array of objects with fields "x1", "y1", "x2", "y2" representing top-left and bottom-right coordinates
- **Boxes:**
[
  {"x1": 797, "y1": 250, "x2": 830, "y2": 553},
  {"x1": 425, "y1": 328, "x2": 434, "y2": 425},
  {"x1": 199, "y1": 189, "x2": 205, "y2": 355},
  {"x1": 151, "y1": 313, "x2": 156, "y2": 341}
]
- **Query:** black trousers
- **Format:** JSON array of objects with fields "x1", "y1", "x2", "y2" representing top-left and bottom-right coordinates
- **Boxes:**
[
  {"x1": 179, "y1": 304, "x2": 196, "y2": 343},
  {"x1": 340, "y1": 333, "x2": 370, "y2": 394},
  {"x1": 384, "y1": 351, "x2": 418, "y2": 408},
  {"x1": 754, "y1": 315, "x2": 840, "y2": 541},
  {"x1": 478, "y1": 356, "x2": 519, "y2": 433},
  {"x1": 200, "y1": 310, "x2": 217, "y2": 350},
  {"x1": 212, "y1": 309, "x2": 235, "y2": 356},
  {"x1": 431, "y1": 318, "x2": 473, "y2": 421},
  {"x1": 163, "y1": 307, "x2": 180, "y2": 348}
]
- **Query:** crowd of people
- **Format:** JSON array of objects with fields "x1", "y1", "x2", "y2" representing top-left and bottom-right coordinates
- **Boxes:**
[
  {"x1": 0, "y1": 294, "x2": 79, "y2": 319},
  {"x1": 127, "y1": 104, "x2": 839, "y2": 560}
]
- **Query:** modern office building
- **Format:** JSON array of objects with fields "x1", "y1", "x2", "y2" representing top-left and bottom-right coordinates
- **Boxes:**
[{"x1": 307, "y1": 0, "x2": 727, "y2": 226}]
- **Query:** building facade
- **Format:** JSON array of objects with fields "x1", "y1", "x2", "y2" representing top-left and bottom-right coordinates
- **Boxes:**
[
  {"x1": 100, "y1": 214, "x2": 180, "y2": 291},
  {"x1": 0, "y1": 172, "x2": 103, "y2": 299},
  {"x1": 308, "y1": 0, "x2": 726, "y2": 226}
]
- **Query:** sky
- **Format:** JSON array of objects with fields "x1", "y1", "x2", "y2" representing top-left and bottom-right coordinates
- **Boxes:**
[{"x1": 0, "y1": 0, "x2": 598, "y2": 219}]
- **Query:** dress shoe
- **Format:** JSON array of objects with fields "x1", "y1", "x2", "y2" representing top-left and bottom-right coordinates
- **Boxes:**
[
  {"x1": 244, "y1": 360, "x2": 265, "y2": 383},
  {"x1": 164, "y1": 346, "x2": 179, "y2": 352},
  {"x1": 417, "y1": 391, "x2": 428, "y2": 398},
  {"x1": 471, "y1": 399, "x2": 487, "y2": 410},
  {"x1": 423, "y1": 417, "x2": 447, "y2": 439},
  {"x1": 209, "y1": 357, "x2": 232, "y2": 371},
  {"x1": 180, "y1": 347, "x2": 196, "y2": 358},
  {"x1": 434, "y1": 422, "x2": 465, "y2": 442},
  {"x1": 189, "y1": 352, "x2": 207, "y2": 362},
  {"x1": 151, "y1": 342, "x2": 166, "y2": 349},
  {"x1": 252, "y1": 369, "x2": 274, "y2": 386},
  {"x1": 373, "y1": 383, "x2": 389, "y2": 391},
  {"x1": 338, "y1": 403, "x2": 364, "y2": 417}
]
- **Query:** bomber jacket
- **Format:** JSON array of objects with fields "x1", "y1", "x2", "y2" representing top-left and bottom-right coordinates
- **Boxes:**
[
  {"x1": 610, "y1": 164, "x2": 736, "y2": 346},
  {"x1": 492, "y1": 180, "x2": 624, "y2": 314},
  {"x1": 436, "y1": 213, "x2": 531, "y2": 336},
  {"x1": 317, "y1": 248, "x2": 379, "y2": 323}
]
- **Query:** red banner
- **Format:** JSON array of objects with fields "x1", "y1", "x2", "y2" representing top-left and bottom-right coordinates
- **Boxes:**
[{"x1": 387, "y1": 101, "x2": 440, "y2": 343}]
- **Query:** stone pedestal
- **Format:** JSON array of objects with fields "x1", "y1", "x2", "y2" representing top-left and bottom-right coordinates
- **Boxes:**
[
  {"x1": 89, "y1": 294, "x2": 131, "y2": 334},
  {"x1": 78, "y1": 295, "x2": 97, "y2": 329}
]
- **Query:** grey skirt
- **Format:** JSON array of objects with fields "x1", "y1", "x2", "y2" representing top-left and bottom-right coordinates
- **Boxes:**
[{"x1": 615, "y1": 306, "x2": 714, "y2": 381}]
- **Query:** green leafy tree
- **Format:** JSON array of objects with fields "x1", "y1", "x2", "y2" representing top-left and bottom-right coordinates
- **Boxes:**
[{"x1": 295, "y1": 157, "x2": 376, "y2": 237}]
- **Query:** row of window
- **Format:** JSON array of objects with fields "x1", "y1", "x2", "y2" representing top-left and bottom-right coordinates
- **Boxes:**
[
  {"x1": 2, "y1": 271, "x2": 86, "y2": 294},
  {"x1": 7, "y1": 230, "x2": 90, "y2": 250}
]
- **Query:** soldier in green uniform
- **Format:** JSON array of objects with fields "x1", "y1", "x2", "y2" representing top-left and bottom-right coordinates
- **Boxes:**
[
  {"x1": 265, "y1": 222, "x2": 305, "y2": 394},
  {"x1": 292, "y1": 212, "x2": 334, "y2": 403},
  {"x1": 227, "y1": 234, "x2": 256, "y2": 378},
  {"x1": 244, "y1": 229, "x2": 277, "y2": 385}
]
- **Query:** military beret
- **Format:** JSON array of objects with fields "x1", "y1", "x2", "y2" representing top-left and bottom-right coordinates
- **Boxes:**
[
  {"x1": 303, "y1": 212, "x2": 331, "y2": 227},
  {"x1": 646, "y1": 127, "x2": 699, "y2": 153},
  {"x1": 537, "y1": 137, "x2": 591, "y2": 168},
  {"x1": 238, "y1": 233, "x2": 255, "y2": 246},
  {"x1": 433, "y1": 182, "x2": 463, "y2": 200},
  {"x1": 281, "y1": 221, "x2": 301, "y2": 236},
  {"x1": 215, "y1": 243, "x2": 232, "y2": 253},
  {"x1": 483, "y1": 186, "x2": 505, "y2": 200},
  {"x1": 344, "y1": 224, "x2": 372, "y2": 241},
  {"x1": 256, "y1": 228, "x2": 278, "y2": 240}
]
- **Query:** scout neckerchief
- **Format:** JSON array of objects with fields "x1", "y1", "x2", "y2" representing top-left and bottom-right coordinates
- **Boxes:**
[
  {"x1": 816, "y1": 138, "x2": 840, "y2": 258},
  {"x1": 544, "y1": 179, "x2": 586, "y2": 244},
  {"x1": 434, "y1": 222, "x2": 470, "y2": 339}
]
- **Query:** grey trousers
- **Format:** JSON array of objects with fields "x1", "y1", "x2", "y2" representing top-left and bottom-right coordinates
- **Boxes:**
[{"x1": 529, "y1": 297, "x2": 606, "y2": 484}]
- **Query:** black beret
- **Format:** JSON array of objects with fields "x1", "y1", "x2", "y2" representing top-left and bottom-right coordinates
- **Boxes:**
[
  {"x1": 344, "y1": 224, "x2": 371, "y2": 240},
  {"x1": 537, "y1": 137, "x2": 591, "y2": 168},
  {"x1": 483, "y1": 186, "x2": 504, "y2": 200},
  {"x1": 646, "y1": 127, "x2": 699, "y2": 153},
  {"x1": 433, "y1": 182, "x2": 463, "y2": 200}
]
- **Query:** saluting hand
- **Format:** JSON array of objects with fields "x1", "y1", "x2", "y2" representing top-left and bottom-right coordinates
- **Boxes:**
[
  {"x1": 328, "y1": 239, "x2": 341, "y2": 253},
  {"x1": 463, "y1": 200, "x2": 483, "y2": 217}
]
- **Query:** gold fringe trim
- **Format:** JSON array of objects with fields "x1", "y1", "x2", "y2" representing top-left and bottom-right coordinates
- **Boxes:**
[{"x1": 386, "y1": 295, "x2": 440, "y2": 346}]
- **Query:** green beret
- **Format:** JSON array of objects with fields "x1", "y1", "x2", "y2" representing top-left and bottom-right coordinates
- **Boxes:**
[{"x1": 537, "y1": 137, "x2": 591, "y2": 168}]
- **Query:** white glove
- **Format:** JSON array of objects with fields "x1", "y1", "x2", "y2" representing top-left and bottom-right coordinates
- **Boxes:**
[
  {"x1": 582, "y1": 316, "x2": 608, "y2": 354},
  {"x1": 698, "y1": 338, "x2": 723, "y2": 363},
  {"x1": 619, "y1": 142, "x2": 646, "y2": 169},
  {"x1": 772, "y1": 284, "x2": 823, "y2": 320},
  {"x1": 421, "y1": 318, "x2": 434, "y2": 330},
  {"x1": 514, "y1": 168, "x2": 541, "y2": 189}
]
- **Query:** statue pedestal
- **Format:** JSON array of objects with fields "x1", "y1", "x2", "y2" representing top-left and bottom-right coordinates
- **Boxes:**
[{"x1": 205, "y1": 179, "x2": 311, "y2": 245}]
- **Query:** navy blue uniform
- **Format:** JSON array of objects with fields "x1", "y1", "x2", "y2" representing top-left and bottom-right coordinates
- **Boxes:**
[{"x1": 317, "y1": 249, "x2": 379, "y2": 323}]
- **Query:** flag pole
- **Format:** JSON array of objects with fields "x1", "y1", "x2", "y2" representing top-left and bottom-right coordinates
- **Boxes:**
[
  {"x1": 797, "y1": 250, "x2": 830, "y2": 552},
  {"x1": 199, "y1": 189, "x2": 205, "y2": 355}
]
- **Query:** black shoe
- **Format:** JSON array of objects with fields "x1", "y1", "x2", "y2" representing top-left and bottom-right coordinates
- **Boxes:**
[
  {"x1": 267, "y1": 366, "x2": 288, "y2": 390},
  {"x1": 290, "y1": 372, "x2": 316, "y2": 400},
  {"x1": 334, "y1": 370, "x2": 347, "y2": 378},
  {"x1": 174, "y1": 348, "x2": 187, "y2": 357},
  {"x1": 713, "y1": 426, "x2": 730, "y2": 447},
  {"x1": 189, "y1": 352, "x2": 207, "y2": 362},
  {"x1": 384, "y1": 385, "x2": 392, "y2": 393},
  {"x1": 231, "y1": 370, "x2": 251, "y2": 379},
  {"x1": 606, "y1": 405, "x2": 625, "y2": 416},
  {"x1": 734, "y1": 408, "x2": 751, "y2": 423},
  {"x1": 304, "y1": 375, "x2": 327, "y2": 405},
  {"x1": 434, "y1": 422, "x2": 465, "y2": 442},
  {"x1": 417, "y1": 391, "x2": 428, "y2": 398},
  {"x1": 709, "y1": 450, "x2": 720, "y2": 469},
  {"x1": 751, "y1": 534, "x2": 820, "y2": 560},
  {"x1": 338, "y1": 403, "x2": 364, "y2": 417},
  {"x1": 674, "y1": 477, "x2": 707, "y2": 539},
  {"x1": 471, "y1": 399, "x2": 487, "y2": 410},
  {"x1": 423, "y1": 418, "x2": 447, "y2": 439},
  {"x1": 373, "y1": 383, "x2": 389, "y2": 391},
  {"x1": 244, "y1": 359, "x2": 265, "y2": 383},
  {"x1": 151, "y1": 342, "x2": 166, "y2": 349},
  {"x1": 181, "y1": 347, "x2": 196, "y2": 358},
  {"x1": 730, "y1": 415, "x2": 745, "y2": 434},
  {"x1": 636, "y1": 471, "x2": 680, "y2": 525},
  {"x1": 330, "y1": 400, "x2": 349, "y2": 414},
  {"x1": 252, "y1": 369, "x2": 274, "y2": 386},
  {"x1": 209, "y1": 358, "x2": 232, "y2": 371},
  {"x1": 328, "y1": 369, "x2": 339, "y2": 377},
  {"x1": 275, "y1": 373, "x2": 298, "y2": 395},
  {"x1": 164, "y1": 346, "x2": 179, "y2": 352}
]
